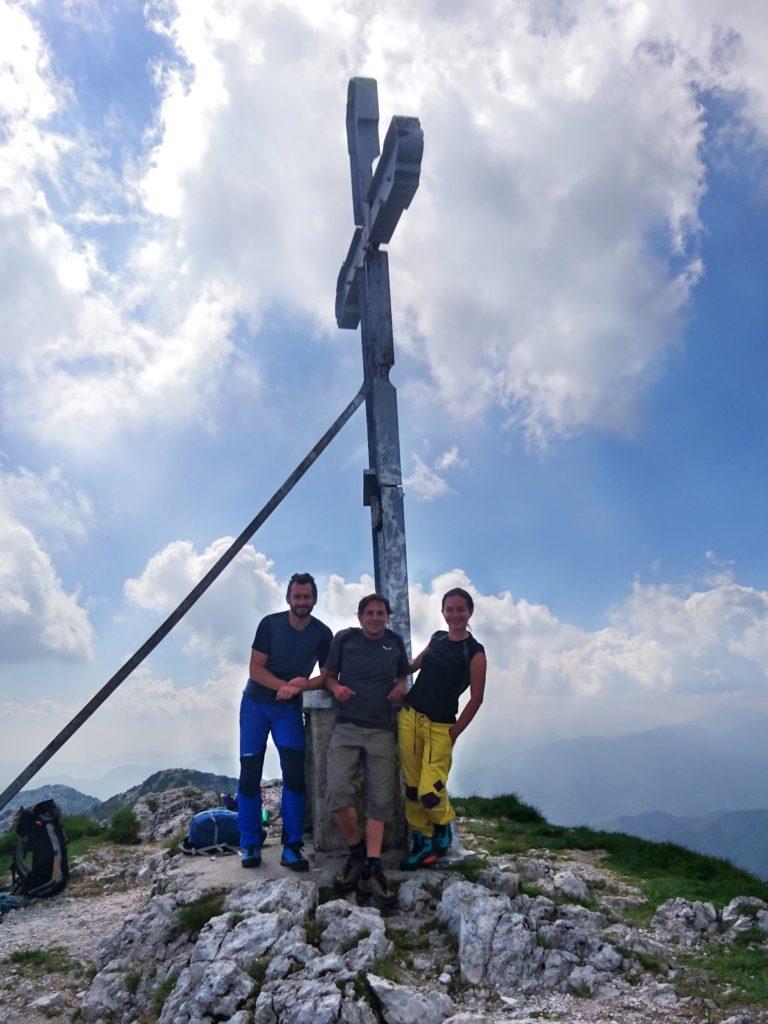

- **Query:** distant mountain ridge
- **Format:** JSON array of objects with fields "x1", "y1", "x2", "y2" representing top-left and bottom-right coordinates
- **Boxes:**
[
  {"x1": 94, "y1": 768, "x2": 238, "y2": 822},
  {"x1": 603, "y1": 808, "x2": 768, "y2": 881},
  {"x1": 0, "y1": 784, "x2": 100, "y2": 831},
  {"x1": 457, "y1": 715, "x2": 768, "y2": 825}
]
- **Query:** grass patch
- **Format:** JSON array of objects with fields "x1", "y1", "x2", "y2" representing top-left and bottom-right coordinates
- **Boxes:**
[
  {"x1": 615, "y1": 945, "x2": 667, "y2": 973},
  {"x1": 176, "y1": 892, "x2": 226, "y2": 934},
  {"x1": 453, "y1": 792, "x2": 545, "y2": 824},
  {"x1": 442, "y1": 857, "x2": 488, "y2": 883},
  {"x1": 5, "y1": 946, "x2": 79, "y2": 974},
  {"x1": 248, "y1": 955, "x2": 271, "y2": 995},
  {"x1": 455, "y1": 795, "x2": 768, "y2": 919},
  {"x1": 163, "y1": 829, "x2": 186, "y2": 854},
  {"x1": 353, "y1": 972, "x2": 376, "y2": 1008},
  {"x1": 151, "y1": 973, "x2": 177, "y2": 1014},
  {"x1": 125, "y1": 967, "x2": 142, "y2": 993},
  {"x1": 305, "y1": 916, "x2": 325, "y2": 946},
  {"x1": 387, "y1": 926, "x2": 426, "y2": 953},
  {"x1": 370, "y1": 956, "x2": 398, "y2": 981},
  {"x1": 730, "y1": 926, "x2": 768, "y2": 948},
  {"x1": 106, "y1": 807, "x2": 141, "y2": 845},
  {"x1": 679, "y1": 942, "x2": 768, "y2": 1006}
]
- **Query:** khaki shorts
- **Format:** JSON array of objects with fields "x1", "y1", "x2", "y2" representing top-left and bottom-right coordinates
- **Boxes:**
[{"x1": 326, "y1": 721, "x2": 398, "y2": 822}]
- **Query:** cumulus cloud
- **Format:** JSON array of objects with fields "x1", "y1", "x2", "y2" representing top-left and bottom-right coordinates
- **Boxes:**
[
  {"x1": 404, "y1": 446, "x2": 468, "y2": 501},
  {"x1": 0, "y1": 460, "x2": 92, "y2": 542},
  {"x1": 0, "y1": 512, "x2": 94, "y2": 663},
  {"x1": 124, "y1": 538, "x2": 768, "y2": 706},
  {"x1": 0, "y1": 461, "x2": 94, "y2": 663},
  {"x1": 124, "y1": 539, "x2": 283, "y2": 661},
  {"x1": 9, "y1": 547, "x2": 768, "y2": 764},
  {"x1": 2, "y1": 1, "x2": 768, "y2": 449}
]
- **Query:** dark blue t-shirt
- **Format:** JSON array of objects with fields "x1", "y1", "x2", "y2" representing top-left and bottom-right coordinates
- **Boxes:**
[{"x1": 245, "y1": 611, "x2": 333, "y2": 706}]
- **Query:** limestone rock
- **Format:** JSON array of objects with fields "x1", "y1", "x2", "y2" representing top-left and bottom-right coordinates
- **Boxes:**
[
  {"x1": 134, "y1": 786, "x2": 219, "y2": 841},
  {"x1": 159, "y1": 959, "x2": 255, "y2": 1023},
  {"x1": 255, "y1": 979, "x2": 375, "y2": 1024},
  {"x1": 721, "y1": 896, "x2": 768, "y2": 936},
  {"x1": 227, "y1": 877, "x2": 317, "y2": 919},
  {"x1": 553, "y1": 870, "x2": 588, "y2": 902},
  {"x1": 316, "y1": 900, "x2": 389, "y2": 957},
  {"x1": 398, "y1": 877, "x2": 439, "y2": 916},
  {"x1": 477, "y1": 867, "x2": 520, "y2": 898},
  {"x1": 651, "y1": 898, "x2": 718, "y2": 944},
  {"x1": 437, "y1": 880, "x2": 544, "y2": 988},
  {"x1": 556, "y1": 904, "x2": 605, "y2": 932},
  {"x1": 366, "y1": 973, "x2": 455, "y2": 1024}
]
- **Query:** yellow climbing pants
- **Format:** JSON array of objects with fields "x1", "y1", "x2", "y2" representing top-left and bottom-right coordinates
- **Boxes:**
[{"x1": 398, "y1": 706, "x2": 455, "y2": 836}]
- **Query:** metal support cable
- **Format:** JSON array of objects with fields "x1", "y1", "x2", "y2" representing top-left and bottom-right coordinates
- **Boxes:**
[{"x1": 0, "y1": 384, "x2": 367, "y2": 813}]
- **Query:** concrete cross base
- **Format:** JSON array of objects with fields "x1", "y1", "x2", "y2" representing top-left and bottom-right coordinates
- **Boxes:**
[{"x1": 304, "y1": 703, "x2": 406, "y2": 854}]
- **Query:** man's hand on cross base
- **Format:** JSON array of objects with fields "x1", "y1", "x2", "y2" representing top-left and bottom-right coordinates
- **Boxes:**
[
  {"x1": 275, "y1": 677, "x2": 308, "y2": 701},
  {"x1": 329, "y1": 680, "x2": 356, "y2": 703}
]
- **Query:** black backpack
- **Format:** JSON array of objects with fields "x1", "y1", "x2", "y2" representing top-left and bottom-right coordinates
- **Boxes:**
[{"x1": 11, "y1": 799, "x2": 69, "y2": 898}]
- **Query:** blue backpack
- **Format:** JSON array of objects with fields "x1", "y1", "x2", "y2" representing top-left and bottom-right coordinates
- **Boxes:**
[{"x1": 181, "y1": 809, "x2": 240, "y2": 855}]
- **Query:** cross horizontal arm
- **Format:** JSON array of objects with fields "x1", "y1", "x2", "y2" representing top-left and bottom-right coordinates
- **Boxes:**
[
  {"x1": 367, "y1": 116, "x2": 423, "y2": 246},
  {"x1": 336, "y1": 116, "x2": 424, "y2": 330}
]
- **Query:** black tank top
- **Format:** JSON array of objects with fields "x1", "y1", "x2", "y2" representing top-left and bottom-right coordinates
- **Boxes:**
[{"x1": 406, "y1": 631, "x2": 485, "y2": 724}]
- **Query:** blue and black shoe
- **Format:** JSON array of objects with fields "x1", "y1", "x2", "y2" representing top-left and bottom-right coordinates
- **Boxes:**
[
  {"x1": 241, "y1": 846, "x2": 262, "y2": 869},
  {"x1": 399, "y1": 831, "x2": 437, "y2": 871},
  {"x1": 432, "y1": 822, "x2": 453, "y2": 857},
  {"x1": 281, "y1": 844, "x2": 310, "y2": 872}
]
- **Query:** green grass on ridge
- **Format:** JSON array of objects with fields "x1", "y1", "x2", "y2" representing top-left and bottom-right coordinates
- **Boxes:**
[{"x1": 452, "y1": 793, "x2": 768, "y2": 916}]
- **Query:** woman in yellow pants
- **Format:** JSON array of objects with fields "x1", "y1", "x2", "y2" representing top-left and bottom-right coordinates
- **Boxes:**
[{"x1": 398, "y1": 587, "x2": 487, "y2": 868}]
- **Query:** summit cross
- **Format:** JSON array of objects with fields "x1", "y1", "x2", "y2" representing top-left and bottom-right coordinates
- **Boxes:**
[{"x1": 336, "y1": 77, "x2": 423, "y2": 646}]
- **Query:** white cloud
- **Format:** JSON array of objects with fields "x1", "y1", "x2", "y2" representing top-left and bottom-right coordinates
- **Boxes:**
[
  {"x1": 0, "y1": 512, "x2": 94, "y2": 663},
  {"x1": 124, "y1": 539, "x2": 283, "y2": 661},
  {"x1": 8, "y1": 549, "x2": 768, "y2": 767},
  {"x1": 124, "y1": 540, "x2": 768, "y2": 709},
  {"x1": 435, "y1": 447, "x2": 469, "y2": 472},
  {"x1": 404, "y1": 453, "x2": 453, "y2": 503},
  {"x1": 404, "y1": 446, "x2": 468, "y2": 501},
  {"x1": 2, "y1": 1, "x2": 768, "y2": 451},
  {"x1": 0, "y1": 461, "x2": 92, "y2": 542},
  {"x1": 0, "y1": 460, "x2": 94, "y2": 663}
]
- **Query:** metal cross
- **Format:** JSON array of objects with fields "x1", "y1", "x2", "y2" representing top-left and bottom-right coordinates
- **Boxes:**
[{"x1": 336, "y1": 78, "x2": 423, "y2": 646}]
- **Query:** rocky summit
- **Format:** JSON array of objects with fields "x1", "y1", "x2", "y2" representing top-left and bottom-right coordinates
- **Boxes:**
[{"x1": 1, "y1": 785, "x2": 767, "y2": 1024}]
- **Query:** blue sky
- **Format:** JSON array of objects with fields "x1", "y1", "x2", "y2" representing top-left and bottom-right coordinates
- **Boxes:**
[{"x1": 2, "y1": 0, "x2": 768, "y2": 786}]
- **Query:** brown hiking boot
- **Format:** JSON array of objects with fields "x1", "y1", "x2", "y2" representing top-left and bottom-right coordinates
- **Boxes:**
[
  {"x1": 356, "y1": 861, "x2": 396, "y2": 911},
  {"x1": 333, "y1": 853, "x2": 365, "y2": 894}
]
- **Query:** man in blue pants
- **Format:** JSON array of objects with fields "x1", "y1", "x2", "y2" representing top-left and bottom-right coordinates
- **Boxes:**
[{"x1": 239, "y1": 572, "x2": 332, "y2": 871}]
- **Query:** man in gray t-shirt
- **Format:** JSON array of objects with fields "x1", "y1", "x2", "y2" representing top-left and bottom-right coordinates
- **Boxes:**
[{"x1": 324, "y1": 593, "x2": 408, "y2": 909}]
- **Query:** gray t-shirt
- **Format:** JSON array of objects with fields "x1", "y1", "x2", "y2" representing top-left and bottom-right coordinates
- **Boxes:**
[{"x1": 325, "y1": 627, "x2": 409, "y2": 730}]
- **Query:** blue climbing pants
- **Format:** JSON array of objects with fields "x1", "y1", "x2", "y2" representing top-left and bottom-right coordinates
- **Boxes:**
[{"x1": 238, "y1": 694, "x2": 306, "y2": 849}]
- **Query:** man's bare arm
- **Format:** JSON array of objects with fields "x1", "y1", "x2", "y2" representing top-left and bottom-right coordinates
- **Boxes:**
[
  {"x1": 387, "y1": 675, "x2": 408, "y2": 702},
  {"x1": 250, "y1": 650, "x2": 308, "y2": 693},
  {"x1": 324, "y1": 668, "x2": 356, "y2": 703},
  {"x1": 275, "y1": 668, "x2": 328, "y2": 701}
]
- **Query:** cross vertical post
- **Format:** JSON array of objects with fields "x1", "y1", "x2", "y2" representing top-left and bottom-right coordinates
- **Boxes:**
[{"x1": 336, "y1": 77, "x2": 424, "y2": 646}]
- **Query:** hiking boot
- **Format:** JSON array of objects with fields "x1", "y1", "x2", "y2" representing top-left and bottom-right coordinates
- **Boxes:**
[
  {"x1": 333, "y1": 852, "x2": 365, "y2": 894},
  {"x1": 241, "y1": 846, "x2": 262, "y2": 868},
  {"x1": 356, "y1": 861, "x2": 397, "y2": 911},
  {"x1": 399, "y1": 831, "x2": 437, "y2": 871},
  {"x1": 432, "y1": 822, "x2": 453, "y2": 857},
  {"x1": 281, "y1": 844, "x2": 309, "y2": 872}
]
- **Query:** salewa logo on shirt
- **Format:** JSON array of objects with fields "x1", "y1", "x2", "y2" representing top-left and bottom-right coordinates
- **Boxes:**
[{"x1": 382, "y1": 644, "x2": 392, "y2": 651}]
